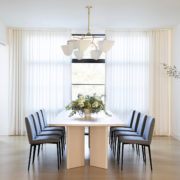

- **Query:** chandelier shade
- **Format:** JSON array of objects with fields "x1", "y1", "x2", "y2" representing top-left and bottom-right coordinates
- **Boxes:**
[
  {"x1": 61, "y1": 44, "x2": 73, "y2": 56},
  {"x1": 61, "y1": 6, "x2": 114, "y2": 60},
  {"x1": 91, "y1": 50, "x2": 102, "y2": 60},
  {"x1": 77, "y1": 39, "x2": 91, "y2": 52},
  {"x1": 74, "y1": 50, "x2": 84, "y2": 60},
  {"x1": 98, "y1": 40, "x2": 115, "y2": 53}
]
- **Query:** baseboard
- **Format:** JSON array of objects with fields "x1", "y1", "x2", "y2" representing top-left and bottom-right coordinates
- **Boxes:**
[
  {"x1": 0, "y1": 129, "x2": 9, "y2": 135},
  {"x1": 171, "y1": 132, "x2": 180, "y2": 141}
]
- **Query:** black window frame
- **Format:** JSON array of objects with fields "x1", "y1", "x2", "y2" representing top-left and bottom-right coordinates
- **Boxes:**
[{"x1": 71, "y1": 34, "x2": 106, "y2": 97}]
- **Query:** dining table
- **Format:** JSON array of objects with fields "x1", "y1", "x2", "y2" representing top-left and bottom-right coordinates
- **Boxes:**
[{"x1": 49, "y1": 110, "x2": 125, "y2": 169}]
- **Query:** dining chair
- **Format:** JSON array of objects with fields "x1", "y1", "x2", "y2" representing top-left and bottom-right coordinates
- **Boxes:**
[
  {"x1": 117, "y1": 116, "x2": 155, "y2": 171},
  {"x1": 32, "y1": 112, "x2": 63, "y2": 137},
  {"x1": 40, "y1": 109, "x2": 65, "y2": 132},
  {"x1": 115, "y1": 113, "x2": 147, "y2": 158},
  {"x1": 32, "y1": 112, "x2": 64, "y2": 157},
  {"x1": 115, "y1": 113, "x2": 147, "y2": 137},
  {"x1": 36, "y1": 111, "x2": 65, "y2": 156},
  {"x1": 25, "y1": 115, "x2": 62, "y2": 170},
  {"x1": 112, "y1": 111, "x2": 140, "y2": 155},
  {"x1": 109, "y1": 110, "x2": 135, "y2": 148}
]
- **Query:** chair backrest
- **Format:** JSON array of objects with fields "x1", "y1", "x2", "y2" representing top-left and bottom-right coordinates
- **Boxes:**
[
  {"x1": 40, "y1": 109, "x2": 48, "y2": 127},
  {"x1": 143, "y1": 116, "x2": 155, "y2": 144},
  {"x1": 25, "y1": 115, "x2": 37, "y2": 144},
  {"x1": 127, "y1": 110, "x2": 135, "y2": 128},
  {"x1": 36, "y1": 110, "x2": 45, "y2": 130},
  {"x1": 131, "y1": 111, "x2": 140, "y2": 131},
  {"x1": 32, "y1": 112, "x2": 41, "y2": 135},
  {"x1": 136, "y1": 113, "x2": 147, "y2": 135}
]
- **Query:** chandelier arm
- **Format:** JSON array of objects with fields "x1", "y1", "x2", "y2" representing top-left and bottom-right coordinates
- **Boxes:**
[{"x1": 86, "y1": 6, "x2": 92, "y2": 35}]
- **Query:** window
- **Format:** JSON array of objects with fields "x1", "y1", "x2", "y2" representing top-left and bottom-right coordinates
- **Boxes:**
[{"x1": 71, "y1": 34, "x2": 106, "y2": 100}]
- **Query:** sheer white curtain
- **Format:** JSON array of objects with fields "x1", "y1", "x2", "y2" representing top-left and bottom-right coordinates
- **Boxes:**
[
  {"x1": 148, "y1": 30, "x2": 172, "y2": 135},
  {"x1": 106, "y1": 30, "x2": 171, "y2": 135},
  {"x1": 9, "y1": 29, "x2": 71, "y2": 135}
]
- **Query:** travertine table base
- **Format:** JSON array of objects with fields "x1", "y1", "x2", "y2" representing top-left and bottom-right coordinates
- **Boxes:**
[
  {"x1": 90, "y1": 126, "x2": 108, "y2": 169},
  {"x1": 67, "y1": 126, "x2": 85, "y2": 169},
  {"x1": 49, "y1": 111, "x2": 125, "y2": 169}
]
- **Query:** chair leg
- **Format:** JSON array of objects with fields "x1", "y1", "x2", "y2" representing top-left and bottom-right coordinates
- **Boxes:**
[
  {"x1": 117, "y1": 138, "x2": 119, "y2": 162},
  {"x1": 111, "y1": 131, "x2": 114, "y2": 149},
  {"x1": 61, "y1": 137, "x2": 64, "y2": 157},
  {"x1": 141, "y1": 145, "x2": 145, "y2": 162},
  {"x1": 28, "y1": 145, "x2": 32, "y2": 171},
  {"x1": 117, "y1": 138, "x2": 121, "y2": 164},
  {"x1": 137, "y1": 144, "x2": 140, "y2": 156},
  {"x1": 132, "y1": 144, "x2": 134, "y2": 149},
  {"x1": 144, "y1": 145, "x2": 146, "y2": 164},
  {"x1": 32, "y1": 145, "x2": 36, "y2": 164},
  {"x1": 111, "y1": 132, "x2": 115, "y2": 150},
  {"x1": 59, "y1": 142, "x2": 62, "y2": 164},
  {"x1": 136, "y1": 144, "x2": 140, "y2": 155},
  {"x1": 109, "y1": 131, "x2": 111, "y2": 145},
  {"x1": 37, "y1": 144, "x2": 40, "y2": 156},
  {"x1": 148, "y1": 145, "x2": 153, "y2": 171},
  {"x1": 121, "y1": 143, "x2": 124, "y2": 171},
  {"x1": 113, "y1": 136, "x2": 117, "y2": 157},
  {"x1": 136, "y1": 144, "x2": 138, "y2": 154},
  {"x1": 57, "y1": 143, "x2": 60, "y2": 170}
]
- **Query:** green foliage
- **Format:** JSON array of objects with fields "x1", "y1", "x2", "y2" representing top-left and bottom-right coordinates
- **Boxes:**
[{"x1": 66, "y1": 94, "x2": 111, "y2": 117}]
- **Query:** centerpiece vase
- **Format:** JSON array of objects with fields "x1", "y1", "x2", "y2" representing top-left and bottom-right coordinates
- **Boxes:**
[{"x1": 84, "y1": 109, "x2": 91, "y2": 119}]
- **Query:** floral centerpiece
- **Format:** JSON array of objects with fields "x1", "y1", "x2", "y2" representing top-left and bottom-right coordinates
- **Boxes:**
[{"x1": 66, "y1": 94, "x2": 111, "y2": 118}]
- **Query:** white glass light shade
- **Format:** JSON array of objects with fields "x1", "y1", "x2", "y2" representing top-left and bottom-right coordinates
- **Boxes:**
[
  {"x1": 98, "y1": 40, "x2": 114, "y2": 53},
  {"x1": 61, "y1": 44, "x2": 73, "y2": 56},
  {"x1": 76, "y1": 40, "x2": 91, "y2": 52},
  {"x1": 68, "y1": 40, "x2": 78, "y2": 49},
  {"x1": 91, "y1": 50, "x2": 102, "y2": 60},
  {"x1": 74, "y1": 50, "x2": 84, "y2": 60}
]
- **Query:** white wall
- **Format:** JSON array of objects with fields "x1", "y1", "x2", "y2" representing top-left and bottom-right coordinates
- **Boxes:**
[
  {"x1": 0, "y1": 20, "x2": 8, "y2": 135},
  {"x1": 0, "y1": 20, "x2": 7, "y2": 45},
  {"x1": 0, "y1": 45, "x2": 9, "y2": 135},
  {"x1": 172, "y1": 25, "x2": 180, "y2": 140}
]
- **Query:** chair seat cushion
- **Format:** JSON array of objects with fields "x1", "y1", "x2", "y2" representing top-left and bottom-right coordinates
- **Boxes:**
[
  {"x1": 115, "y1": 131, "x2": 139, "y2": 136},
  {"x1": 110, "y1": 126, "x2": 128, "y2": 132},
  {"x1": 119, "y1": 136, "x2": 149, "y2": 145},
  {"x1": 33, "y1": 135, "x2": 60, "y2": 144},
  {"x1": 43, "y1": 126, "x2": 65, "y2": 132},
  {"x1": 39, "y1": 130, "x2": 64, "y2": 136},
  {"x1": 112, "y1": 127, "x2": 134, "y2": 132}
]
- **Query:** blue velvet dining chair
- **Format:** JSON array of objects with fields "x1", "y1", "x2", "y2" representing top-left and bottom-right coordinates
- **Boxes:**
[
  {"x1": 117, "y1": 116, "x2": 155, "y2": 171},
  {"x1": 25, "y1": 115, "x2": 62, "y2": 170},
  {"x1": 112, "y1": 110, "x2": 140, "y2": 155}
]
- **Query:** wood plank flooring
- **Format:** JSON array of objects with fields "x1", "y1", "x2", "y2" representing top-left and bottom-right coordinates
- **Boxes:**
[{"x1": 0, "y1": 136, "x2": 180, "y2": 180}]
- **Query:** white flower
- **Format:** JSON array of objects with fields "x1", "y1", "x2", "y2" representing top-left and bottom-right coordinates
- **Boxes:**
[
  {"x1": 78, "y1": 102, "x2": 84, "y2": 108},
  {"x1": 78, "y1": 96, "x2": 85, "y2": 103},
  {"x1": 92, "y1": 101, "x2": 99, "y2": 108}
]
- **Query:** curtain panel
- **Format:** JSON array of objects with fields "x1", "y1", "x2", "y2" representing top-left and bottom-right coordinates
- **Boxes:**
[
  {"x1": 106, "y1": 30, "x2": 172, "y2": 136},
  {"x1": 8, "y1": 29, "x2": 71, "y2": 135}
]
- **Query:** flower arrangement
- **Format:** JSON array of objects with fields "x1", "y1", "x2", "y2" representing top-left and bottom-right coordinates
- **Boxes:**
[{"x1": 66, "y1": 94, "x2": 111, "y2": 117}]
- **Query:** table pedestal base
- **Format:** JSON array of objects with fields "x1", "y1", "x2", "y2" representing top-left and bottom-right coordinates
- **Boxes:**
[
  {"x1": 66, "y1": 126, "x2": 85, "y2": 169},
  {"x1": 90, "y1": 126, "x2": 108, "y2": 169},
  {"x1": 66, "y1": 126, "x2": 108, "y2": 169}
]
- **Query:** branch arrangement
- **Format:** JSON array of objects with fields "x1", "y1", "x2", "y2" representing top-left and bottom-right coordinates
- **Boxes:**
[{"x1": 162, "y1": 63, "x2": 180, "y2": 79}]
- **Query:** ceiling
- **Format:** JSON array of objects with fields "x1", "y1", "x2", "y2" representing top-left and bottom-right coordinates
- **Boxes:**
[{"x1": 0, "y1": 0, "x2": 180, "y2": 30}]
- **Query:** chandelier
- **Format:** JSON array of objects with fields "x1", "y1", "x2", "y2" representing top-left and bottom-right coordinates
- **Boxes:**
[{"x1": 61, "y1": 6, "x2": 114, "y2": 60}]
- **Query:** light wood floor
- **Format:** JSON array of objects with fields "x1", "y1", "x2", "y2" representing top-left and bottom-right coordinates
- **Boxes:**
[{"x1": 0, "y1": 136, "x2": 180, "y2": 180}]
